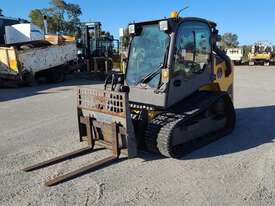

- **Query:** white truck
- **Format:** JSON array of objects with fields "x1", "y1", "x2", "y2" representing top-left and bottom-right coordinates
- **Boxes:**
[
  {"x1": 225, "y1": 48, "x2": 243, "y2": 65},
  {"x1": 0, "y1": 24, "x2": 78, "y2": 86}
]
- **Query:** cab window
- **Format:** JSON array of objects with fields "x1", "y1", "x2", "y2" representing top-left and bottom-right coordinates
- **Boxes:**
[{"x1": 174, "y1": 21, "x2": 211, "y2": 78}]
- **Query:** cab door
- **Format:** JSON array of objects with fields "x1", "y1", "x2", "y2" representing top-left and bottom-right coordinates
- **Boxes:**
[{"x1": 167, "y1": 21, "x2": 213, "y2": 107}]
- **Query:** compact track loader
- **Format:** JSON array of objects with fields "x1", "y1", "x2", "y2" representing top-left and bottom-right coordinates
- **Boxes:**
[{"x1": 23, "y1": 12, "x2": 236, "y2": 186}]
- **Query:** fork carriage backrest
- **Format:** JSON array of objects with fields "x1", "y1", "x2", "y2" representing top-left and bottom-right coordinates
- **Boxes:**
[{"x1": 77, "y1": 88, "x2": 137, "y2": 158}]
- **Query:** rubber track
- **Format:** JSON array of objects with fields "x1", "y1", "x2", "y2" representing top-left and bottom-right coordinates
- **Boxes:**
[
  {"x1": 145, "y1": 113, "x2": 180, "y2": 153},
  {"x1": 145, "y1": 91, "x2": 235, "y2": 158}
]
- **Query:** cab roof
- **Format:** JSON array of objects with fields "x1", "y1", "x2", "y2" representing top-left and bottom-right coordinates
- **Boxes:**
[{"x1": 130, "y1": 17, "x2": 217, "y2": 29}]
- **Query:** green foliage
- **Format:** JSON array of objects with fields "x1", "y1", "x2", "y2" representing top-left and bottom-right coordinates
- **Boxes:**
[
  {"x1": 29, "y1": 9, "x2": 44, "y2": 29},
  {"x1": 221, "y1": 33, "x2": 239, "y2": 48},
  {"x1": 242, "y1": 45, "x2": 252, "y2": 61},
  {"x1": 51, "y1": 0, "x2": 67, "y2": 9},
  {"x1": 29, "y1": 0, "x2": 82, "y2": 35},
  {"x1": 120, "y1": 28, "x2": 130, "y2": 51},
  {"x1": 272, "y1": 45, "x2": 275, "y2": 59}
]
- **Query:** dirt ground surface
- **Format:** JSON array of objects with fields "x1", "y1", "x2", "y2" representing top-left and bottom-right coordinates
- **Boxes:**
[{"x1": 1, "y1": 66, "x2": 275, "y2": 206}]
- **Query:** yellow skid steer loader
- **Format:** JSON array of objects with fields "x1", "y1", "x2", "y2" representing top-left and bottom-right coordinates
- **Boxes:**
[{"x1": 23, "y1": 12, "x2": 236, "y2": 186}]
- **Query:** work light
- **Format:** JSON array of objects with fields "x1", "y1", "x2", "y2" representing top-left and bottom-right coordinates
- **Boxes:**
[
  {"x1": 128, "y1": 24, "x2": 135, "y2": 35},
  {"x1": 159, "y1": 20, "x2": 169, "y2": 31}
]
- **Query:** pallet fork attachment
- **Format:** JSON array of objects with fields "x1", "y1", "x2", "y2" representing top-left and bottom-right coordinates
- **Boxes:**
[{"x1": 22, "y1": 88, "x2": 137, "y2": 186}]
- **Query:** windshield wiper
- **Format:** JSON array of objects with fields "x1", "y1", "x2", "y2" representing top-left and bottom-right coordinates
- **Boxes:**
[{"x1": 136, "y1": 63, "x2": 164, "y2": 85}]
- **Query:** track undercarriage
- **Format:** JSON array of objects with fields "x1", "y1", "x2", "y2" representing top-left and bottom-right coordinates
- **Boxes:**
[{"x1": 145, "y1": 91, "x2": 235, "y2": 157}]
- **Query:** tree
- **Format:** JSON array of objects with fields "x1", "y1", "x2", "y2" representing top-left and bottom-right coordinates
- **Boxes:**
[
  {"x1": 221, "y1": 33, "x2": 239, "y2": 48},
  {"x1": 242, "y1": 45, "x2": 252, "y2": 62},
  {"x1": 272, "y1": 45, "x2": 275, "y2": 59},
  {"x1": 29, "y1": 9, "x2": 45, "y2": 29},
  {"x1": 29, "y1": 0, "x2": 82, "y2": 35},
  {"x1": 120, "y1": 28, "x2": 130, "y2": 51}
]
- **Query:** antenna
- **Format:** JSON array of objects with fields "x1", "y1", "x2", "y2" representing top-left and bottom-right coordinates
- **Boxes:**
[{"x1": 177, "y1": 6, "x2": 189, "y2": 17}]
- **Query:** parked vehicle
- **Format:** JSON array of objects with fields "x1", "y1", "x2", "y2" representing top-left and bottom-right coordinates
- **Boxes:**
[
  {"x1": 78, "y1": 22, "x2": 120, "y2": 73},
  {"x1": 225, "y1": 48, "x2": 243, "y2": 65},
  {"x1": 0, "y1": 31, "x2": 78, "y2": 86},
  {"x1": 248, "y1": 41, "x2": 273, "y2": 66}
]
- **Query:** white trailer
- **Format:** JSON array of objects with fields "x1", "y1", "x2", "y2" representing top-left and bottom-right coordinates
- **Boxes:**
[
  {"x1": 0, "y1": 41, "x2": 77, "y2": 85},
  {"x1": 225, "y1": 48, "x2": 243, "y2": 65}
]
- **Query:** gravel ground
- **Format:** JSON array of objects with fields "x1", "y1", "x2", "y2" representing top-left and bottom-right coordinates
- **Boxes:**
[{"x1": 1, "y1": 66, "x2": 275, "y2": 206}]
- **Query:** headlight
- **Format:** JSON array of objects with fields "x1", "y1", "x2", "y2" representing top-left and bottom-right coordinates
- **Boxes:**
[
  {"x1": 161, "y1": 69, "x2": 170, "y2": 83},
  {"x1": 128, "y1": 24, "x2": 135, "y2": 35},
  {"x1": 159, "y1": 20, "x2": 169, "y2": 31}
]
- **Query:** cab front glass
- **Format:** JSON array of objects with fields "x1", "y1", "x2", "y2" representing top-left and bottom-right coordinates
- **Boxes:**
[{"x1": 126, "y1": 24, "x2": 170, "y2": 88}]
